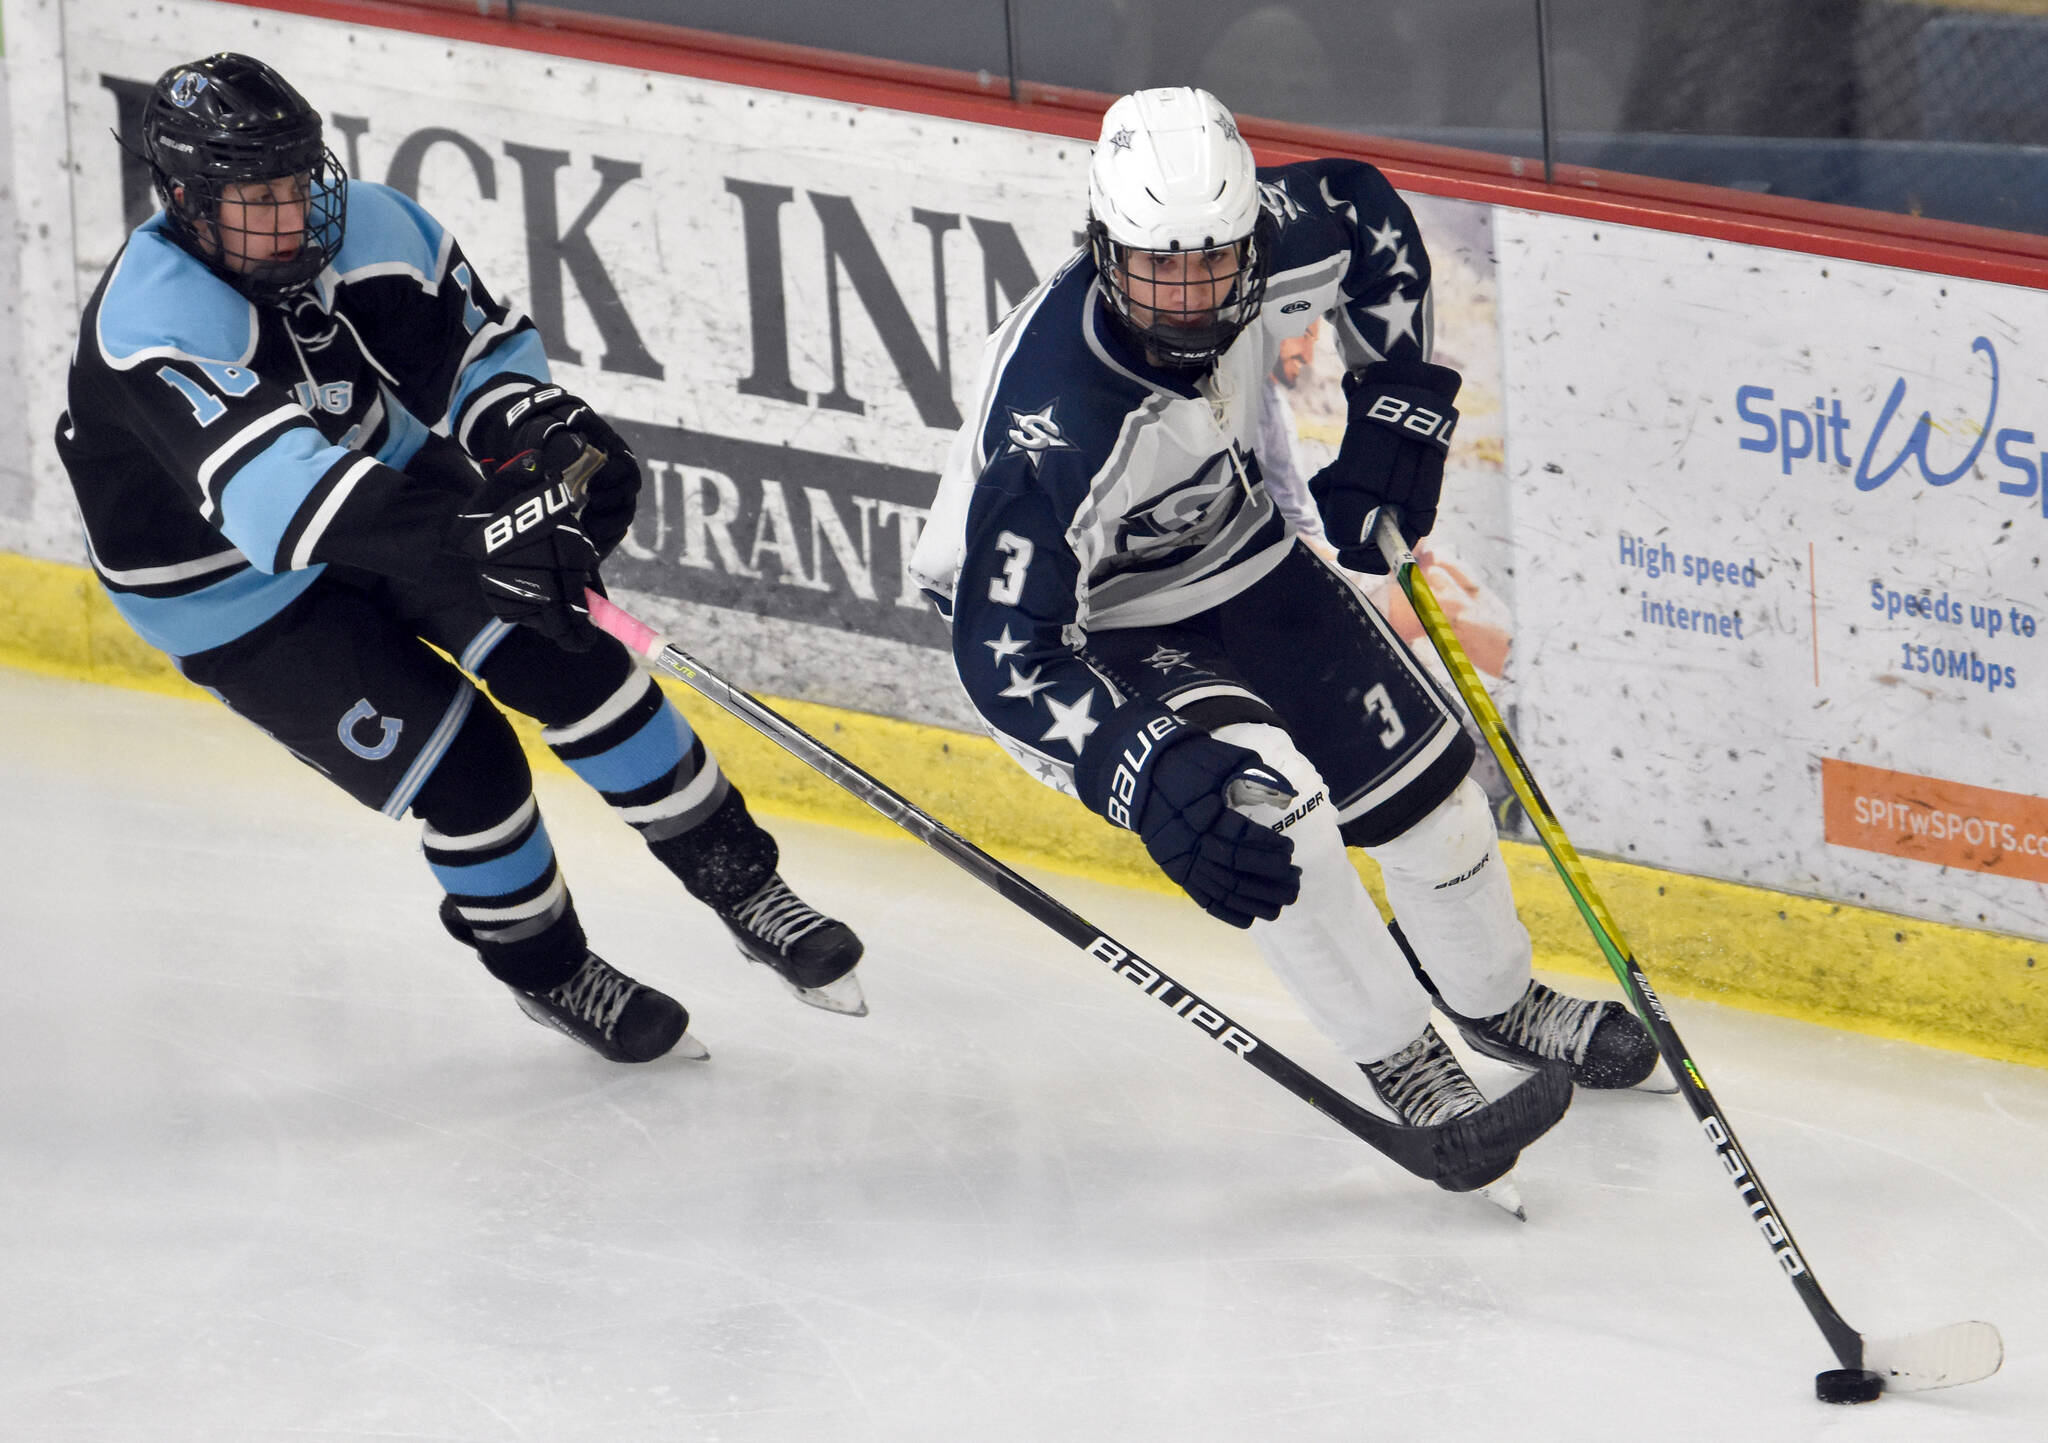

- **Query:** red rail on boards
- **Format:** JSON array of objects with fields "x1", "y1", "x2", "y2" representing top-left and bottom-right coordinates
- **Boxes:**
[{"x1": 224, "y1": 0, "x2": 2048, "y2": 289}]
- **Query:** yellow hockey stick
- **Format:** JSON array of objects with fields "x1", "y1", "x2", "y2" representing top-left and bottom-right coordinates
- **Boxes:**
[{"x1": 1371, "y1": 510, "x2": 1999, "y2": 1398}]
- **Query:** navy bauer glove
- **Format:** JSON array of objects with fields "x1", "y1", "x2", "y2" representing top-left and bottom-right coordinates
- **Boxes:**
[
  {"x1": 1308, "y1": 359, "x2": 1461, "y2": 573},
  {"x1": 1080, "y1": 706, "x2": 1302, "y2": 929}
]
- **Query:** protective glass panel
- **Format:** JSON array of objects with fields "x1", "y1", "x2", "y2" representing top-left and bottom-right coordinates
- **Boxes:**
[
  {"x1": 1009, "y1": 0, "x2": 1546, "y2": 154},
  {"x1": 1543, "y1": 0, "x2": 2048, "y2": 236},
  {"x1": 528, "y1": 0, "x2": 1013, "y2": 77},
  {"x1": 398, "y1": 1, "x2": 2048, "y2": 239}
]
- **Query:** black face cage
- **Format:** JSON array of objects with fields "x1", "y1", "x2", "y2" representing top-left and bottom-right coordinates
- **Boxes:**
[
  {"x1": 1088, "y1": 211, "x2": 1276, "y2": 371},
  {"x1": 153, "y1": 143, "x2": 348, "y2": 305}
]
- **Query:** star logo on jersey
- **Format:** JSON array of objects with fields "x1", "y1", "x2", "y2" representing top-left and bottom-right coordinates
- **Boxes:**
[
  {"x1": 1366, "y1": 217, "x2": 1404, "y2": 256},
  {"x1": 984, "y1": 624, "x2": 1029, "y2": 666},
  {"x1": 1257, "y1": 180, "x2": 1300, "y2": 224},
  {"x1": 1364, "y1": 289, "x2": 1422, "y2": 350},
  {"x1": 1143, "y1": 644, "x2": 1198, "y2": 675},
  {"x1": 1040, "y1": 689, "x2": 1100, "y2": 755},
  {"x1": 1384, "y1": 243, "x2": 1418, "y2": 282},
  {"x1": 1004, "y1": 401, "x2": 1075, "y2": 472},
  {"x1": 1108, "y1": 126, "x2": 1135, "y2": 152},
  {"x1": 999, "y1": 664, "x2": 1056, "y2": 702}
]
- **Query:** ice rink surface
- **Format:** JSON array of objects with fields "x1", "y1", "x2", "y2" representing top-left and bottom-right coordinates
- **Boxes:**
[{"x1": 3, "y1": 665, "x2": 2043, "y2": 1441}]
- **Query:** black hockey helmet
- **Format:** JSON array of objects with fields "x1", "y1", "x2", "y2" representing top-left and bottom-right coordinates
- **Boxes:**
[{"x1": 142, "y1": 53, "x2": 347, "y2": 304}]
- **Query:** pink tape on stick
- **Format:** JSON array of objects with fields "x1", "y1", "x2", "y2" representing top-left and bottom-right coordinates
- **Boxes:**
[{"x1": 584, "y1": 588, "x2": 663, "y2": 658}]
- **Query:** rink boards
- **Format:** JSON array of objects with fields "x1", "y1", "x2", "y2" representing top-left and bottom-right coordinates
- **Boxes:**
[{"x1": 2, "y1": 0, "x2": 2046, "y2": 1064}]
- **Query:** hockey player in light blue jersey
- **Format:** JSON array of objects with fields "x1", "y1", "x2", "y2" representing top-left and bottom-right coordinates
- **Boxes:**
[
  {"x1": 912, "y1": 88, "x2": 1657, "y2": 1204},
  {"x1": 57, "y1": 54, "x2": 865, "y2": 1060}
]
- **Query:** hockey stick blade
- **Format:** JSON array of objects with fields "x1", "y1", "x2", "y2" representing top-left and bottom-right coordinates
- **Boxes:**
[
  {"x1": 1863, "y1": 1321, "x2": 2003, "y2": 1393},
  {"x1": 1304, "y1": 1054, "x2": 1570, "y2": 1188},
  {"x1": 1420, "y1": 1060, "x2": 1573, "y2": 1192},
  {"x1": 586, "y1": 589, "x2": 1570, "y2": 1190}
]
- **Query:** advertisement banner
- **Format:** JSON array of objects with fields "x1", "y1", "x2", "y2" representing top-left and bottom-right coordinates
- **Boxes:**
[
  {"x1": 39, "y1": 0, "x2": 2042, "y2": 942},
  {"x1": 56, "y1": 0, "x2": 1512, "y2": 734},
  {"x1": 1497, "y1": 210, "x2": 2048, "y2": 938}
]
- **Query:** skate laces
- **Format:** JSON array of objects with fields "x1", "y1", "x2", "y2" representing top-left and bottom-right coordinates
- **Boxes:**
[
  {"x1": 728, "y1": 876, "x2": 828, "y2": 953},
  {"x1": 545, "y1": 954, "x2": 638, "y2": 1038},
  {"x1": 1489, "y1": 982, "x2": 1603, "y2": 1066},
  {"x1": 1363, "y1": 1025, "x2": 1484, "y2": 1128}
]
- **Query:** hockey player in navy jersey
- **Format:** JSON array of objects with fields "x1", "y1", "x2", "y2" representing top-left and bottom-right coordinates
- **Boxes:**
[
  {"x1": 56, "y1": 53, "x2": 865, "y2": 1062},
  {"x1": 912, "y1": 88, "x2": 1657, "y2": 1202}
]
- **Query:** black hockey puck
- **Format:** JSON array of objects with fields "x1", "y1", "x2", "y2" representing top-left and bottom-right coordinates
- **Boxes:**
[{"x1": 1814, "y1": 1368, "x2": 1885, "y2": 1404}]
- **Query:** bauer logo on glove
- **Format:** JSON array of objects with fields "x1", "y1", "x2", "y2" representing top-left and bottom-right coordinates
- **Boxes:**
[
  {"x1": 455, "y1": 448, "x2": 603, "y2": 650},
  {"x1": 474, "y1": 385, "x2": 641, "y2": 562},
  {"x1": 504, "y1": 384, "x2": 570, "y2": 429},
  {"x1": 1308, "y1": 358, "x2": 1464, "y2": 572},
  {"x1": 1104, "y1": 712, "x2": 1187, "y2": 830},
  {"x1": 1359, "y1": 391, "x2": 1456, "y2": 447},
  {"x1": 480, "y1": 463, "x2": 576, "y2": 555}
]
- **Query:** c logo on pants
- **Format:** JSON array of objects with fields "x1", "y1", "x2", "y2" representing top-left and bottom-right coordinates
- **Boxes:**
[{"x1": 339, "y1": 698, "x2": 403, "y2": 761}]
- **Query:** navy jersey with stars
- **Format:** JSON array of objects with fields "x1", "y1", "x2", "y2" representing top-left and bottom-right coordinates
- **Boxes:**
[
  {"x1": 909, "y1": 158, "x2": 1435, "y2": 815},
  {"x1": 56, "y1": 179, "x2": 554, "y2": 660}
]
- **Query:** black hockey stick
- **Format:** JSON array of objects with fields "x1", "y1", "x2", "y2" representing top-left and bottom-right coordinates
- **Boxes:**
[
  {"x1": 584, "y1": 588, "x2": 1570, "y2": 1191},
  {"x1": 1372, "y1": 511, "x2": 2001, "y2": 1395}
]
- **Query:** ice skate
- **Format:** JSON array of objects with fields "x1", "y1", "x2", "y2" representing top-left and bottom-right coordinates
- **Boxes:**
[
  {"x1": 718, "y1": 875, "x2": 868, "y2": 1016},
  {"x1": 1361, "y1": 1025, "x2": 1527, "y2": 1219},
  {"x1": 441, "y1": 898, "x2": 706, "y2": 1064},
  {"x1": 1452, "y1": 979, "x2": 1664, "y2": 1090},
  {"x1": 512, "y1": 951, "x2": 707, "y2": 1063}
]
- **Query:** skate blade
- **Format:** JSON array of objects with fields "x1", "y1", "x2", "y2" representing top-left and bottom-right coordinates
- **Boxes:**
[
  {"x1": 1478, "y1": 1172, "x2": 1526, "y2": 1220},
  {"x1": 512, "y1": 993, "x2": 711, "y2": 1063},
  {"x1": 787, "y1": 968, "x2": 868, "y2": 1017}
]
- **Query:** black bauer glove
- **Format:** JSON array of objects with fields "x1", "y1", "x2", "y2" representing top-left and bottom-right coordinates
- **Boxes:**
[
  {"x1": 1082, "y1": 709, "x2": 1303, "y2": 929},
  {"x1": 454, "y1": 449, "x2": 603, "y2": 650},
  {"x1": 1307, "y1": 359, "x2": 1461, "y2": 573},
  {"x1": 499, "y1": 386, "x2": 641, "y2": 561}
]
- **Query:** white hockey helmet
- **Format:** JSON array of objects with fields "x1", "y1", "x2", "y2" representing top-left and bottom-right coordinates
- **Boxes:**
[{"x1": 1087, "y1": 87, "x2": 1274, "y2": 370}]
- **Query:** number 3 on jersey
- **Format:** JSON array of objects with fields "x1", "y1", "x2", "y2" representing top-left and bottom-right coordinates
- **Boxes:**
[
  {"x1": 988, "y1": 531, "x2": 1035, "y2": 604},
  {"x1": 1363, "y1": 683, "x2": 1405, "y2": 748}
]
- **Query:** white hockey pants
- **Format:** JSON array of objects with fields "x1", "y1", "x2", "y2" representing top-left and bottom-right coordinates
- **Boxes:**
[
  {"x1": 1364, "y1": 776, "x2": 1531, "y2": 1021},
  {"x1": 1214, "y1": 723, "x2": 1530, "y2": 1063}
]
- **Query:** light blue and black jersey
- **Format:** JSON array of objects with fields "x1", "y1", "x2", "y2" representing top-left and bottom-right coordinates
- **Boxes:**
[
  {"x1": 56, "y1": 179, "x2": 553, "y2": 659},
  {"x1": 910, "y1": 158, "x2": 1437, "y2": 808}
]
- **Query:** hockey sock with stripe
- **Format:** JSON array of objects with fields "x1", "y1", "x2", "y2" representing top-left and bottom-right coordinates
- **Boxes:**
[{"x1": 410, "y1": 700, "x2": 585, "y2": 990}]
